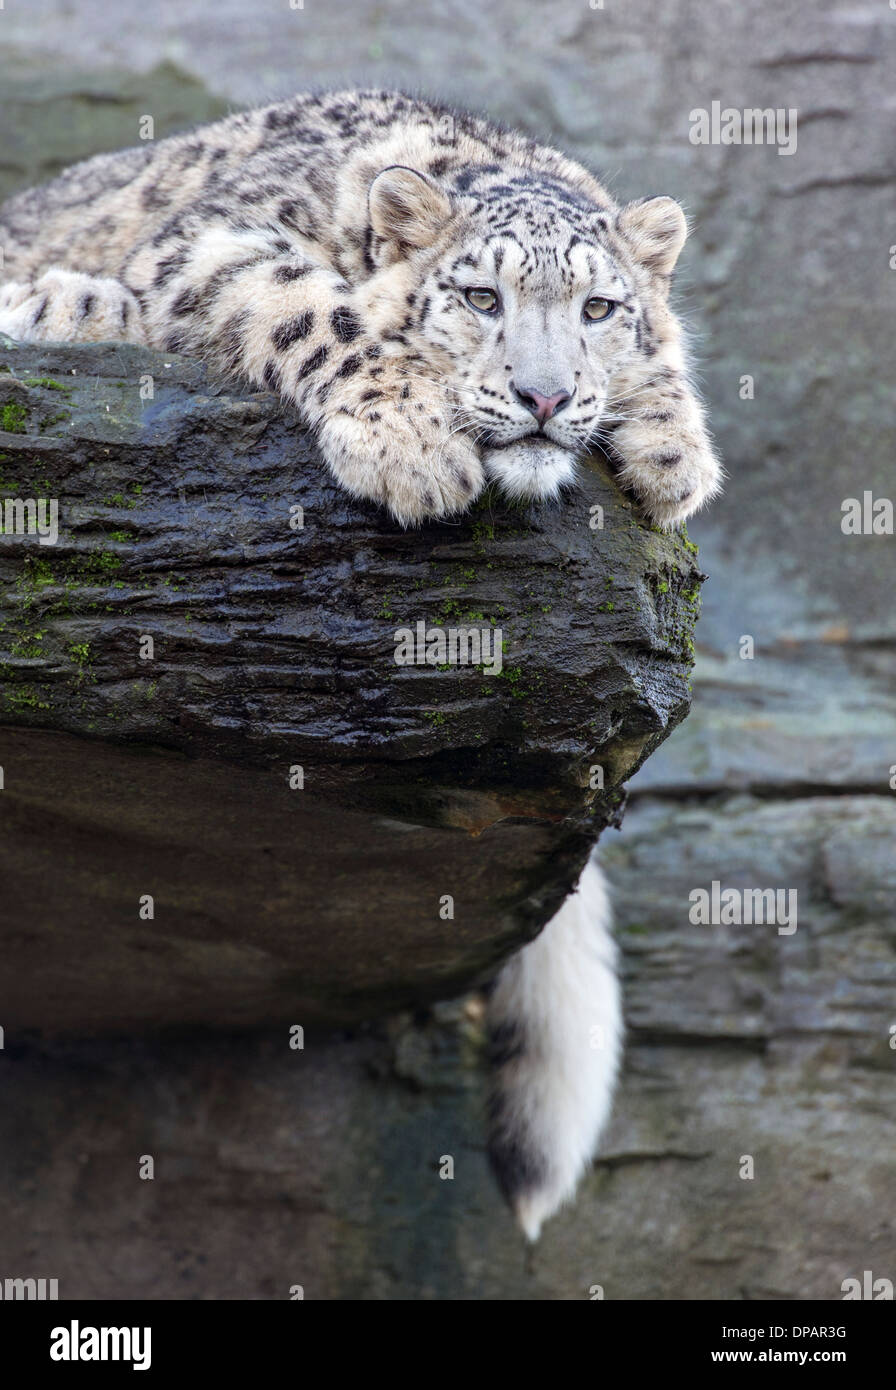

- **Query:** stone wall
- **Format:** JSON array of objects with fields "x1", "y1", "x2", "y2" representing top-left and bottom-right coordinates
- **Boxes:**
[{"x1": 0, "y1": 0, "x2": 893, "y2": 1299}]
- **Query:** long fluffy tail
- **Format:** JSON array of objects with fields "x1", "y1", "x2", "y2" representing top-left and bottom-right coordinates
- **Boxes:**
[{"x1": 486, "y1": 852, "x2": 622, "y2": 1241}]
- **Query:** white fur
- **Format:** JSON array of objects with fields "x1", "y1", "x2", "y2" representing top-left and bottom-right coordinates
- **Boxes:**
[
  {"x1": 488, "y1": 852, "x2": 622, "y2": 1240},
  {"x1": 482, "y1": 438, "x2": 578, "y2": 502},
  {"x1": 0, "y1": 266, "x2": 146, "y2": 345}
]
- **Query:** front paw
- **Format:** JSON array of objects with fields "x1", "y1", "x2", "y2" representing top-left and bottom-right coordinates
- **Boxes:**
[
  {"x1": 483, "y1": 437, "x2": 577, "y2": 502},
  {"x1": 0, "y1": 279, "x2": 42, "y2": 340},
  {"x1": 317, "y1": 395, "x2": 484, "y2": 526},
  {"x1": 0, "y1": 269, "x2": 146, "y2": 345},
  {"x1": 610, "y1": 421, "x2": 722, "y2": 526}
]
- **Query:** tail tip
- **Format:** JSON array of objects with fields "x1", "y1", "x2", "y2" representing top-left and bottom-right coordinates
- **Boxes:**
[{"x1": 514, "y1": 1194, "x2": 546, "y2": 1243}]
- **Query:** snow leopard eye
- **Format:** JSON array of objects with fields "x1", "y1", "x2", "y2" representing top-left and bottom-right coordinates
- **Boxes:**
[
  {"x1": 583, "y1": 296, "x2": 615, "y2": 322},
  {"x1": 465, "y1": 287, "x2": 499, "y2": 313}
]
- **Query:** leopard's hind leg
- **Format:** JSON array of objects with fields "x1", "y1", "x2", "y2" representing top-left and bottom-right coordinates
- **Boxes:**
[{"x1": 0, "y1": 267, "x2": 147, "y2": 345}]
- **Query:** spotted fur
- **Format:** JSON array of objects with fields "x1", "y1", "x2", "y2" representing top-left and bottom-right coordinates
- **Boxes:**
[{"x1": 0, "y1": 89, "x2": 721, "y2": 526}]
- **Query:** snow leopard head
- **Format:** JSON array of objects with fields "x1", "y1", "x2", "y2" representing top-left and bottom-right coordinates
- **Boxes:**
[{"x1": 366, "y1": 163, "x2": 688, "y2": 498}]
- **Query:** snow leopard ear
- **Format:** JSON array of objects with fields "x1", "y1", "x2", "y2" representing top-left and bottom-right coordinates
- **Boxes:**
[
  {"x1": 616, "y1": 196, "x2": 688, "y2": 276},
  {"x1": 368, "y1": 166, "x2": 453, "y2": 258}
]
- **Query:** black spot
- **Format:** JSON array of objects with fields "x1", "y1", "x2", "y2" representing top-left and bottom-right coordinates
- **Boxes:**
[
  {"x1": 331, "y1": 306, "x2": 362, "y2": 343},
  {"x1": 265, "y1": 107, "x2": 296, "y2": 131},
  {"x1": 453, "y1": 168, "x2": 479, "y2": 192},
  {"x1": 271, "y1": 310, "x2": 315, "y2": 350},
  {"x1": 362, "y1": 225, "x2": 376, "y2": 274},
  {"x1": 487, "y1": 1126, "x2": 547, "y2": 1206},
  {"x1": 263, "y1": 360, "x2": 282, "y2": 392},
  {"x1": 152, "y1": 250, "x2": 189, "y2": 287},
  {"x1": 488, "y1": 1019, "x2": 526, "y2": 1068},
  {"x1": 297, "y1": 344, "x2": 329, "y2": 378},
  {"x1": 170, "y1": 287, "x2": 200, "y2": 317},
  {"x1": 219, "y1": 310, "x2": 250, "y2": 372},
  {"x1": 238, "y1": 186, "x2": 273, "y2": 205},
  {"x1": 178, "y1": 140, "x2": 206, "y2": 166},
  {"x1": 198, "y1": 256, "x2": 262, "y2": 307},
  {"x1": 654, "y1": 450, "x2": 682, "y2": 469},
  {"x1": 305, "y1": 163, "x2": 334, "y2": 200},
  {"x1": 335, "y1": 352, "x2": 363, "y2": 379},
  {"x1": 151, "y1": 213, "x2": 186, "y2": 248},
  {"x1": 78, "y1": 292, "x2": 97, "y2": 319},
  {"x1": 273, "y1": 262, "x2": 310, "y2": 283},
  {"x1": 32, "y1": 295, "x2": 49, "y2": 326},
  {"x1": 140, "y1": 181, "x2": 169, "y2": 211}
]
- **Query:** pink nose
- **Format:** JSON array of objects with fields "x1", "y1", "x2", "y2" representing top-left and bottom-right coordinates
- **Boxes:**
[{"x1": 510, "y1": 383, "x2": 573, "y2": 425}]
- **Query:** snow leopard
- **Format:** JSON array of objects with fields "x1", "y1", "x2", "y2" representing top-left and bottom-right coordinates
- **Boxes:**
[{"x1": 0, "y1": 89, "x2": 720, "y2": 1240}]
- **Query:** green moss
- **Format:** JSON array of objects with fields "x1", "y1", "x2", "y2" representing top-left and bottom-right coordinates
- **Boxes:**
[
  {"x1": 1, "y1": 402, "x2": 28, "y2": 433},
  {"x1": 3, "y1": 679, "x2": 50, "y2": 712},
  {"x1": 493, "y1": 664, "x2": 525, "y2": 697},
  {"x1": 67, "y1": 640, "x2": 96, "y2": 686},
  {"x1": 81, "y1": 550, "x2": 122, "y2": 577},
  {"x1": 23, "y1": 376, "x2": 72, "y2": 393},
  {"x1": 471, "y1": 517, "x2": 495, "y2": 552},
  {"x1": 39, "y1": 412, "x2": 71, "y2": 432},
  {"x1": 679, "y1": 522, "x2": 699, "y2": 557},
  {"x1": 10, "y1": 629, "x2": 45, "y2": 658},
  {"x1": 438, "y1": 595, "x2": 489, "y2": 624},
  {"x1": 18, "y1": 556, "x2": 55, "y2": 592}
]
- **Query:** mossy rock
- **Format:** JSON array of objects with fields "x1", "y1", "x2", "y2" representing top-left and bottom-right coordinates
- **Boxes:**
[{"x1": 0, "y1": 338, "x2": 702, "y2": 1034}]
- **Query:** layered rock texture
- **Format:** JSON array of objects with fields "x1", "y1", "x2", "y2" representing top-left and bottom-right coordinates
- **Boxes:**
[{"x1": 0, "y1": 0, "x2": 893, "y2": 1299}]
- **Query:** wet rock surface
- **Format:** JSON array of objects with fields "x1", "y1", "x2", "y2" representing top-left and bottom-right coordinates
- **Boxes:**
[
  {"x1": 0, "y1": 340, "x2": 698, "y2": 1032},
  {"x1": 1, "y1": 4, "x2": 894, "y2": 1299}
]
